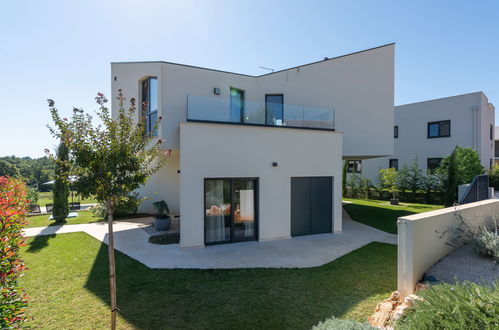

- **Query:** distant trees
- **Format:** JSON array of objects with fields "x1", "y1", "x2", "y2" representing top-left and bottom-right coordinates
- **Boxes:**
[{"x1": 0, "y1": 156, "x2": 54, "y2": 191}]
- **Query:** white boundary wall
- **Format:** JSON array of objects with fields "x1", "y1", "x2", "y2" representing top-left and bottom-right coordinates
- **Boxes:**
[{"x1": 397, "y1": 199, "x2": 499, "y2": 297}]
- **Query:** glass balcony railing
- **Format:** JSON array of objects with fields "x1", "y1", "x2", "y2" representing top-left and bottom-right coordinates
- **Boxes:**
[{"x1": 187, "y1": 95, "x2": 335, "y2": 130}]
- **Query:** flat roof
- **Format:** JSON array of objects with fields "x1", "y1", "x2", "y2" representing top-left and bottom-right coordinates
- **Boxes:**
[
  {"x1": 396, "y1": 91, "x2": 485, "y2": 108},
  {"x1": 111, "y1": 43, "x2": 395, "y2": 78}
]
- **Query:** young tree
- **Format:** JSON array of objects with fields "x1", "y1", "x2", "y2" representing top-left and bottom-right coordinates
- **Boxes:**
[
  {"x1": 438, "y1": 146, "x2": 484, "y2": 185},
  {"x1": 52, "y1": 142, "x2": 70, "y2": 222},
  {"x1": 395, "y1": 165, "x2": 410, "y2": 201},
  {"x1": 443, "y1": 149, "x2": 459, "y2": 207},
  {"x1": 380, "y1": 168, "x2": 398, "y2": 201},
  {"x1": 407, "y1": 157, "x2": 422, "y2": 199},
  {"x1": 373, "y1": 168, "x2": 387, "y2": 199},
  {"x1": 47, "y1": 91, "x2": 167, "y2": 329}
]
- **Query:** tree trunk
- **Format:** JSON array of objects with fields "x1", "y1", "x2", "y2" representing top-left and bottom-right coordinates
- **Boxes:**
[{"x1": 107, "y1": 202, "x2": 117, "y2": 330}]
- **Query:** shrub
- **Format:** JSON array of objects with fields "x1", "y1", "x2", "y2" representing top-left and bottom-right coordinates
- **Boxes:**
[
  {"x1": 148, "y1": 232, "x2": 180, "y2": 245},
  {"x1": 438, "y1": 146, "x2": 484, "y2": 185},
  {"x1": 347, "y1": 174, "x2": 363, "y2": 198},
  {"x1": 399, "y1": 282, "x2": 499, "y2": 329},
  {"x1": 52, "y1": 142, "x2": 70, "y2": 222},
  {"x1": 27, "y1": 186, "x2": 39, "y2": 204},
  {"x1": 488, "y1": 164, "x2": 499, "y2": 190},
  {"x1": 0, "y1": 176, "x2": 29, "y2": 327},
  {"x1": 312, "y1": 317, "x2": 376, "y2": 330},
  {"x1": 92, "y1": 193, "x2": 142, "y2": 218}
]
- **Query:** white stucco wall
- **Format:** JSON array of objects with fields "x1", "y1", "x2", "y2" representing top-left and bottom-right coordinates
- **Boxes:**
[
  {"x1": 360, "y1": 92, "x2": 495, "y2": 182},
  {"x1": 397, "y1": 199, "x2": 499, "y2": 297},
  {"x1": 179, "y1": 122, "x2": 343, "y2": 248},
  {"x1": 111, "y1": 43, "x2": 394, "y2": 159}
]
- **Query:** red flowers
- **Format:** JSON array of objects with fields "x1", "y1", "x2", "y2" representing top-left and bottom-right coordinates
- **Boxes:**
[{"x1": 0, "y1": 176, "x2": 29, "y2": 327}]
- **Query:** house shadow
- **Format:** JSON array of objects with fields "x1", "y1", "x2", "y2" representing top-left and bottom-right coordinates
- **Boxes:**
[
  {"x1": 84, "y1": 236, "x2": 397, "y2": 329},
  {"x1": 26, "y1": 227, "x2": 59, "y2": 252},
  {"x1": 343, "y1": 203, "x2": 416, "y2": 234}
]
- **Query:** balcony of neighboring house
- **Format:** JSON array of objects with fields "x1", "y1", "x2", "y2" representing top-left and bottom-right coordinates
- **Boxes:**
[{"x1": 186, "y1": 94, "x2": 335, "y2": 131}]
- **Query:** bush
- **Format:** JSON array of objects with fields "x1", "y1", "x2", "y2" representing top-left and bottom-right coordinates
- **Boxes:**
[
  {"x1": 312, "y1": 317, "x2": 376, "y2": 330},
  {"x1": 0, "y1": 176, "x2": 29, "y2": 327},
  {"x1": 399, "y1": 282, "x2": 499, "y2": 329},
  {"x1": 347, "y1": 174, "x2": 363, "y2": 198},
  {"x1": 92, "y1": 193, "x2": 142, "y2": 219},
  {"x1": 27, "y1": 186, "x2": 39, "y2": 204},
  {"x1": 148, "y1": 232, "x2": 180, "y2": 245},
  {"x1": 488, "y1": 164, "x2": 499, "y2": 190}
]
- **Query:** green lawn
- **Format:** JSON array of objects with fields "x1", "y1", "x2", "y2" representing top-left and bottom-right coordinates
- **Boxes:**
[
  {"x1": 21, "y1": 233, "x2": 397, "y2": 329},
  {"x1": 343, "y1": 198, "x2": 443, "y2": 234},
  {"x1": 26, "y1": 210, "x2": 103, "y2": 228},
  {"x1": 37, "y1": 191, "x2": 97, "y2": 206}
]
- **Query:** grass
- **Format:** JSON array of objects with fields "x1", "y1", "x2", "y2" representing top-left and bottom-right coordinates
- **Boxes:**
[
  {"x1": 343, "y1": 198, "x2": 443, "y2": 234},
  {"x1": 26, "y1": 210, "x2": 102, "y2": 228},
  {"x1": 21, "y1": 233, "x2": 397, "y2": 329},
  {"x1": 36, "y1": 191, "x2": 97, "y2": 206}
]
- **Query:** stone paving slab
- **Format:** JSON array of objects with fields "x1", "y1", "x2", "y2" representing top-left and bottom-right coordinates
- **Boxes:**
[{"x1": 24, "y1": 214, "x2": 396, "y2": 269}]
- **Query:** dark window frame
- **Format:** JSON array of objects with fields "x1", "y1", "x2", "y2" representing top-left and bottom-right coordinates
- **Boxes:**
[
  {"x1": 427, "y1": 158, "x2": 443, "y2": 173},
  {"x1": 347, "y1": 160, "x2": 362, "y2": 173},
  {"x1": 490, "y1": 124, "x2": 494, "y2": 141},
  {"x1": 141, "y1": 77, "x2": 158, "y2": 137},
  {"x1": 394, "y1": 125, "x2": 398, "y2": 138},
  {"x1": 389, "y1": 159, "x2": 398, "y2": 170},
  {"x1": 204, "y1": 177, "x2": 259, "y2": 246},
  {"x1": 427, "y1": 120, "x2": 450, "y2": 139}
]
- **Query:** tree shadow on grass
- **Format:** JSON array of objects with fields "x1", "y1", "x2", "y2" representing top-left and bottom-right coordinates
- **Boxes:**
[
  {"x1": 84, "y1": 240, "x2": 397, "y2": 329},
  {"x1": 26, "y1": 230, "x2": 58, "y2": 253}
]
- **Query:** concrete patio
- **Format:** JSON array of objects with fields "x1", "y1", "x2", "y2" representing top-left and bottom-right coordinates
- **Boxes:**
[{"x1": 24, "y1": 210, "x2": 396, "y2": 269}]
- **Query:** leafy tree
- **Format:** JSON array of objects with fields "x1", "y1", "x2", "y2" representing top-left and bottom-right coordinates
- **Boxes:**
[
  {"x1": 373, "y1": 168, "x2": 387, "y2": 198},
  {"x1": 0, "y1": 160, "x2": 19, "y2": 177},
  {"x1": 488, "y1": 164, "x2": 499, "y2": 190},
  {"x1": 380, "y1": 168, "x2": 398, "y2": 200},
  {"x1": 407, "y1": 157, "x2": 422, "y2": 198},
  {"x1": 443, "y1": 149, "x2": 459, "y2": 206},
  {"x1": 52, "y1": 142, "x2": 70, "y2": 222},
  {"x1": 47, "y1": 91, "x2": 166, "y2": 329},
  {"x1": 438, "y1": 146, "x2": 484, "y2": 185}
]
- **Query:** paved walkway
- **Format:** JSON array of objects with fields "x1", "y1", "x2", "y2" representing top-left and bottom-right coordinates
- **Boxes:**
[{"x1": 24, "y1": 210, "x2": 397, "y2": 269}]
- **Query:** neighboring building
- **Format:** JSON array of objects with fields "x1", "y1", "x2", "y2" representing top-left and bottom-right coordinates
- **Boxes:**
[
  {"x1": 495, "y1": 126, "x2": 499, "y2": 166},
  {"x1": 111, "y1": 43, "x2": 394, "y2": 248},
  {"x1": 358, "y1": 92, "x2": 495, "y2": 183}
]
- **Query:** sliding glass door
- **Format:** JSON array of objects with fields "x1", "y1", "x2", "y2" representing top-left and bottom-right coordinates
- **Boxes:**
[
  {"x1": 205, "y1": 178, "x2": 257, "y2": 245},
  {"x1": 230, "y1": 87, "x2": 245, "y2": 123}
]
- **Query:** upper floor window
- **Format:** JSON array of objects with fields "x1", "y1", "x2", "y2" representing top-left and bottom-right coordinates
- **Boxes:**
[
  {"x1": 427, "y1": 158, "x2": 442, "y2": 173},
  {"x1": 142, "y1": 77, "x2": 158, "y2": 136},
  {"x1": 347, "y1": 160, "x2": 362, "y2": 173},
  {"x1": 490, "y1": 124, "x2": 494, "y2": 141},
  {"x1": 389, "y1": 159, "x2": 398, "y2": 170},
  {"x1": 427, "y1": 120, "x2": 450, "y2": 138},
  {"x1": 394, "y1": 126, "x2": 398, "y2": 138}
]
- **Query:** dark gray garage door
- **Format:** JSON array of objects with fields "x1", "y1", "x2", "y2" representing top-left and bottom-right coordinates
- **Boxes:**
[{"x1": 291, "y1": 177, "x2": 332, "y2": 236}]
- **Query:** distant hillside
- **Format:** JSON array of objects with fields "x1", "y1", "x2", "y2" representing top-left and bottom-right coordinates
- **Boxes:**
[{"x1": 0, "y1": 156, "x2": 54, "y2": 191}]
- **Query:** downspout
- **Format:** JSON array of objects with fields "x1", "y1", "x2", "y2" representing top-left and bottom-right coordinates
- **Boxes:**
[{"x1": 472, "y1": 105, "x2": 478, "y2": 150}]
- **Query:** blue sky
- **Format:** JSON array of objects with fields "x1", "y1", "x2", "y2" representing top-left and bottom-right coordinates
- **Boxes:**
[{"x1": 1, "y1": 0, "x2": 498, "y2": 157}]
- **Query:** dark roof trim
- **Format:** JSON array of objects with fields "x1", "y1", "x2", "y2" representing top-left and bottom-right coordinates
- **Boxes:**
[{"x1": 111, "y1": 43, "x2": 395, "y2": 78}]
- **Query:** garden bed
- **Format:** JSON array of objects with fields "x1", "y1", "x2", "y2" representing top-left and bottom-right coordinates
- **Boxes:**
[{"x1": 424, "y1": 244, "x2": 498, "y2": 285}]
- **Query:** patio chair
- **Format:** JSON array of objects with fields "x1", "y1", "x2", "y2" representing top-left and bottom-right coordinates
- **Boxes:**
[
  {"x1": 69, "y1": 202, "x2": 81, "y2": 211},
  {"x1": 45, "y1": 203, "x2": 53, "y2": 213},
  {"x1": 29, "y1": 204, "x2": 41, "y2": 214}
]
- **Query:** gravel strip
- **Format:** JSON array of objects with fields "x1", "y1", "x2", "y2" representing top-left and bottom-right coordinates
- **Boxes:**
[{"x1": 425, "y1": 244, "x2": 498, "y2": 285}]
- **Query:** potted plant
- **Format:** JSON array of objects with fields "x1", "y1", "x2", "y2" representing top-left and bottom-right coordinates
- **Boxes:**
[{"x1": 153, "y1": 200, "x2": 171, "y2": 231}]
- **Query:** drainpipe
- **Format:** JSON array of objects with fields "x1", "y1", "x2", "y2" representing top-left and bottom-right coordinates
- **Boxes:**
[{"x1": 472, "y1": 106, "x2": 478, "y2": 150}]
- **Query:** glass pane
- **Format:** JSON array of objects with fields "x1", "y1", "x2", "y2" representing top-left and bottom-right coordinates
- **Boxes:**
[
  {"x1": 148, "y1": 111, "x2": 158, "y2": 136},
  {"x1": 149, "y1": 78, "x2": 158, "y2": 112},
  {"x1": 440, "y1": 122, "x2": 450, "y2": 136},
  {"x1": 230, "y1": 88, "x2": 244, "y2": 122},
  {"x1": 205, "y1": 180, "x2": 231, "y2": 244},
  {"x1": 265, "y1": 95, "x2": 283, "y2": 125},
  {"x1": 428, "y1": 123, "x2": 439, "y2": 137},
  {"x1": 233, "y1": 180, "x2": 256, "y2": 241}
]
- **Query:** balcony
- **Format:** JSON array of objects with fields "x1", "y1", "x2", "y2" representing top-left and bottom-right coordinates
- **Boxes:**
[{"x1": 187, "y1": 95, "x2": 335, "y2": 130}]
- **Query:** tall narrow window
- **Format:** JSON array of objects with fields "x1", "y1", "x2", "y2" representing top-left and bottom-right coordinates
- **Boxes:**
[
  {"x1": 427, "y1": 120, "x2": 450, "y2": 138},
  {"x1": 229, "y1": 87, "x2": 244, "y2": 123},
  {"x1": 142, "y1": 77, "x2": 158, "y2": 136},
  {"x1": 394, "y1": 126, "x2": 398, "y2": 138},
  {"x1": 490, "y1": 124, "x2": 494, "y2": 141},
  {"x1": 265, "y1": 94, "x2": 284, "y2": 125}
]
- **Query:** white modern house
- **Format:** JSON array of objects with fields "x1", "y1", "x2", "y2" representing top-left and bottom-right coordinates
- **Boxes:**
[
  {"x1": 111, "y1": 43, "x2": 394, "y2": 248},
  {"x1": 495, "y1": 126, "x2": 499, "y2": 166},
  {"x1": 353, "y1": 92, "x2": 495, "y2": 182}
]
